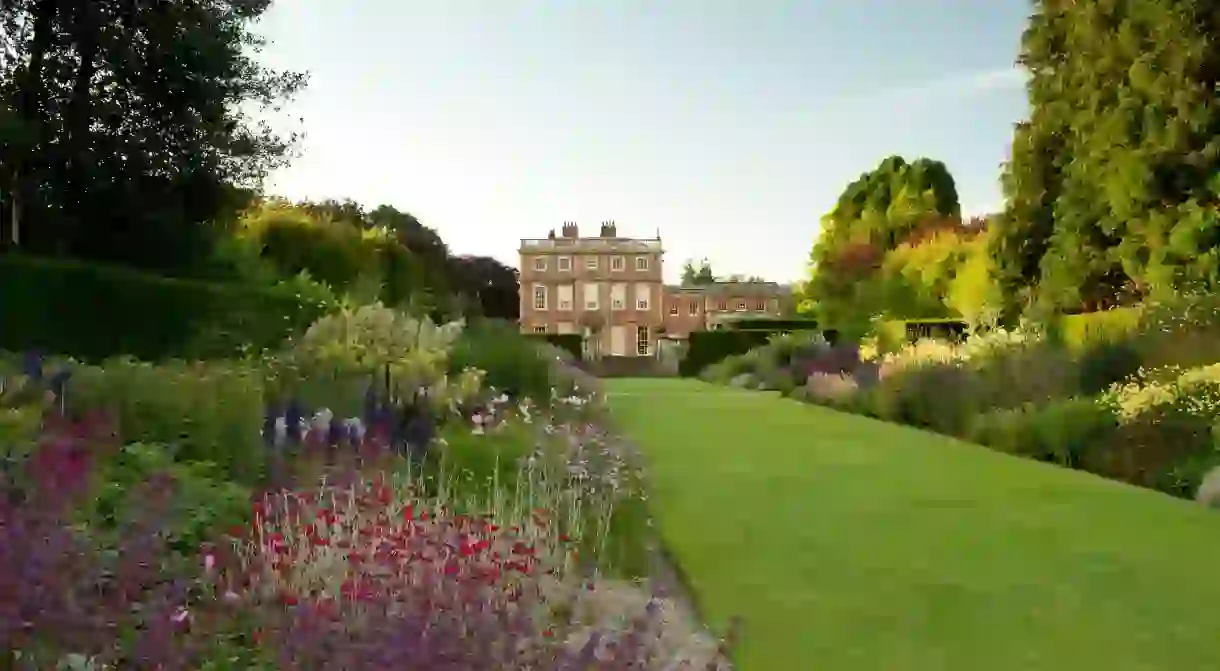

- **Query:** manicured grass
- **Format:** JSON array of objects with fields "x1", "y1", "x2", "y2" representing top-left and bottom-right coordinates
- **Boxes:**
[{"x1": 606, "y1": 378, "x2": 1220, "y2": 670}]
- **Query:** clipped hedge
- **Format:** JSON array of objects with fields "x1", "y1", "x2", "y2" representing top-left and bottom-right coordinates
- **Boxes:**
[
  {"x1": 0, "y1": 254, "x2": 330, "y2": 362},
  {"x1": 679, "y1": 330, "x2": 772, "y2": 377},
  {"x1": 728, "y1": 318, "x2": 819, "y2": 331},
  {"x1": 528, "y1": 333, "x2": 583, "y2": 360},
  {"x1": 1058, "y1": 307, "x2": 1143, "y2": 351}
]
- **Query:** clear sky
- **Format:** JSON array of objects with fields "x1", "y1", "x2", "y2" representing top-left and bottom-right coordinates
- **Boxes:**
[{"x1": 254, "y1": 0, "x2": 1031, "y2": 284}]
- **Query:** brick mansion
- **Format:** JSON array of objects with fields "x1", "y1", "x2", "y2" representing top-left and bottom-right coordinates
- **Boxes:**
[{"x1": 518, "y1": 221, "x2": 785, "y2": 357}]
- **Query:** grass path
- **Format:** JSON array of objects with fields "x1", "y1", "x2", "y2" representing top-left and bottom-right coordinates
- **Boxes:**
[{"x1": 606, "y1": 378, "x2": 1220, "y2": 670}]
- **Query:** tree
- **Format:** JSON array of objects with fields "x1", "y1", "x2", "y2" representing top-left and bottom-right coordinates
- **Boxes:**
[
  {"x1": 681, "y1": 258, "x2": 715, "y2": 285},
  {"x1": 0, "y1": 0, "x2": 307, "y2": 274},
  {"x1": 993, "y1": 0, "x2": 1220, "y2": 317},
  {"x1": 805, "y1": 156, "x2": 961, "y2": 333},
  {"x1": 446, "y1": 255, "x2": 520, "y2": 320}
]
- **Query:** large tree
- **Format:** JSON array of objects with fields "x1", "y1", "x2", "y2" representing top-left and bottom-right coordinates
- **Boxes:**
[
  {"x1": 992, "y1": 0, "x2": 1220, "y2": 316},
  {"x1": 0, "y1": 0, "x2": 306, "y2": 274},
  {"x1": 805, "y1": 156, "x2": 961, "y2": 332}
]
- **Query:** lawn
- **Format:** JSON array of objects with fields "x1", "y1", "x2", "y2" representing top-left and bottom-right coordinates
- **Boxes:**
[{"x1": 606, "y1": 377, "x2": 1220, "y2": 670}]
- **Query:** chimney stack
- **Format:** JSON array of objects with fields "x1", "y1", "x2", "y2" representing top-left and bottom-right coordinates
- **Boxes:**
[
  {"x1": 560, "y1": 221, "x2": 579, "y2": 238},
  {"x1": 599, "y1": 220, "x2": 617, "y2": 238}
]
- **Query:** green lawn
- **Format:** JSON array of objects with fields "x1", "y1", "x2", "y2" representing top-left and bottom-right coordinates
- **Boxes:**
[{"x1": 606, "y1": 378, "x2": 1220, "y2": 670}]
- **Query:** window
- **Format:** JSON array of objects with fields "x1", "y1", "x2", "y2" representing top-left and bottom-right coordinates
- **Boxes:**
[
  {"x1": 636, "y1": 325, "x2": 649, "y2": 356},
  {"x1": 735, "y1": 301, "x2": 746, "y2": 312},
  {"x1": 583, "y1": 282, "x2": 600, "y2": 310},
  {"x1": 533, "y1": 257, "x2": 547, "y2": 271},
  {"x1": 755, "y1": 298, "x2": 766, "y2": 311},
  {"x1": 611, "y1": 283, "x2": 626, "y2": 310},
  {"x1": 533, "y1": 285, "x2": 547, "y2": 310},
  {"x1": 635, "y1": 283, "x2": 650, "y2": 310},
  {"x1": 557, "y1": 322, "x2": 575, "y2": 334},
  {"x1": 558, "y1": 284, "x2": 574, "y2": 310},
  {"x1": 669, "y1": 301, "x2": 679, "y2": 315},
  {"x1": 717, "y1": 299, "x2": 727, "y2": 311},
  {"x1": 586, "y1": 256, "x2": 599, "y2": 270},
  {"x1": 688, "y1": 301, "x2": 698, "y2": 315},
  {"x1": 635, "y1": 256, "x2": 649, "y2": 270},
  {"x1": 533, "y1": 325, "x2": 547, "y2": 334},
  {"x1": 558, "y1": 256, "x2": 572, "y2": 271},
  {"x1": 611, "y1": 256, "x2": 624, "y2": 271}
]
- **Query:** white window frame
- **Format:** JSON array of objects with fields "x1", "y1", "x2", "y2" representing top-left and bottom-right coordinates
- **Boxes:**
[
  {"x1": 533, "y1": 285, "x2": 547, "y2": 310},
  {"x1": 586, "y1": 256, "x2": 599, "y2": 270},
  {"x1": 558, "y1": 284, "x2": 573, "y2": 311},
  {"x1": 611, "y1": 283, "x2": 625, "y2": 310},
  {"x1": 533, "y1": 325, "x2": 547, "y2": 334},
  {"x1": 755, "y1": 298, "x2": 766, "y2": 311},
  {"x1": 669, "y1": 301, "x2": 679, "y2": 315},
  {"x1": 635, "y1": 256, "x2": 649, "y2": 271},
  {"x1": 635, "y1": 283, "x2": 650, "y2": 311},
  {"x1": 558, "y1": 256, "x2": 572, "y2": 271},
  {"x1": 636, "y1": 325, "x2": 649, "y2": 356},
  {"x1": 688, "y1": 301, "x2": 698, "y2": 315},
  {"x1": 735, "y1": 301, "x2": 746, "y2": 312},
  {"x1": 583, "y1": 283, "x2": 600, "y2": 310},
  {"x1": 533, "y1": 257, "x2": 547, "y2": 271},
  {"x1": 611, "y1": 256, "x2": 624, "y2": 271}
]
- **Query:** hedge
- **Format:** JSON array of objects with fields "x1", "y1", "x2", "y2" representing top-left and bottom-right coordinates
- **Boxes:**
[
  {"x1": 0, "y1": 254, "x2": 331, "y2": 362},
  {"x1": 528, "y1": 333, "x2": 583, "y2": 360},
  {"x1": 679, "y1": 330, "x2": 772, "y2": 377},
  {"x1": 728, "y1": 318, "x2": 819, "y2": 331}
]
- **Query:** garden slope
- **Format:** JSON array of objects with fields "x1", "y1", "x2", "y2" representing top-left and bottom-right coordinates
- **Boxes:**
[{"x1": 606, "y1": 378, "x2": 1220, "y2": 671}]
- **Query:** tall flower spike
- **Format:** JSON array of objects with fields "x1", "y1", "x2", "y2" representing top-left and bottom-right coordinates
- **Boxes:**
[
  {"x1": 285, "y1": 398, "x2": 303, "y2": 446},
  {"x1": 21, "y1": 350, "x2": 43, "y2": 381},
  {"x1": 262, "y1": 405, "x2": 279, "y2": 448}
]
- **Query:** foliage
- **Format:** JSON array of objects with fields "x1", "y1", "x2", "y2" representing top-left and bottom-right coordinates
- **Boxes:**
[
  {"x1": 69, "y1": 357, "x2": 269, "y2": 485},
  {"x1": 992, "y1": 0, "x2": 1220, "y2": 317},
  {"x1": 528, "y1": 333, "x2": 583, "y2": 361},
  {"x1": 681, "y1": 258, "x2": 716, "y2": 285},
  {"x1": 727, "y1": 318, "x2": 820, "y2": 332},
  {"x1": 0, "y1": 0, "x2": 306, "y2": 275},
  {"x1": 805, "y1": 156, "x2": 962, "y2": 333},
  {"x1": 679, "y1": 330, "x2": 775, "y2": 377},
  {"x1": 0, "y1": 254, "x2": 330, "y2": 361},
  {"x1": 967, "y1": 398, "x2": 1118, "y2": 468},
  {"x1": 448, "y1": 320, "x2": 555, "y2": 402}
]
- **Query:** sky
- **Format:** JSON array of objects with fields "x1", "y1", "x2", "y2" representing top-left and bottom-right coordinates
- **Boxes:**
[{"x1": 254, "y1": 0, "x2": 1032, "y2": 284}]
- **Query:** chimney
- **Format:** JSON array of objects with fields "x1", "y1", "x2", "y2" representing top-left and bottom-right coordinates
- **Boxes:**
[
  {"x1": 561, "y1": 221, "x2": 579, "y2": 238},
  {"x1": 600, "y1": 220, "x2": 617, "y2": 237}
]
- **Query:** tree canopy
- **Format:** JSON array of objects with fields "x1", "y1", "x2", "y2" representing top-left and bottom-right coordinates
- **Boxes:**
[
  {"x1": 0, "y1": 0, "x2": 305, "y2": 274},
  {"x1": 990, "y1": 0, "x2": 1220, "y2": 317}
]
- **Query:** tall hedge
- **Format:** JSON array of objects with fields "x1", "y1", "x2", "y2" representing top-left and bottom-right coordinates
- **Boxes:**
[
  {"x1": 0, "y1": 254, "x2": 330, "y2": 361},
  {"x1": 679, "y1": 330, "x2": 772, "y2": 377}
]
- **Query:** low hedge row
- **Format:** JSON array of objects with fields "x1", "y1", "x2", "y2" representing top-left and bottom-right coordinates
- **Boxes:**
[{"x1": 0, "y1": 253, "x2": 330, "y2": 361}]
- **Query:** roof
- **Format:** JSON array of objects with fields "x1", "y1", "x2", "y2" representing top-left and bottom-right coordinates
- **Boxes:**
[{"x1": 664, "y1": 281, "x2": 785, "y2": 297}]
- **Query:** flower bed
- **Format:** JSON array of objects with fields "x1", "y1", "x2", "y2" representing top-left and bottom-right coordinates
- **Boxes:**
[{"x1": 0, "y1": 305, "x2": 737, "y2": 668}]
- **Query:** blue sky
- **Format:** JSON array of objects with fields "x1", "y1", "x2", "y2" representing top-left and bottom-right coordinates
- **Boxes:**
[{"x1": 254, "y1": 1, "x2": 1031, "y2": 283}]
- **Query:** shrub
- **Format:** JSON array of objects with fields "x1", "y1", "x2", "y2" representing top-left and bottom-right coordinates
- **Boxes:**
[
  {"x1": 449, "y1": 320, "x2": 554, "y2": 401},
  {"x1": 528, "y1": 333, "x2": 583, "y2": 360},
  {"x1": 679, "y1": 330, "x2": 771, "y2": 376},
  {"x1": 1092, "y1": 364, "x2": 1220, "y2": 495},
  {"x1": 0, "y1": 254, "x2": 329, "y2": 361},
  {"x1": 82, "y1": 442, "x2": 253, "y2": 557},
  {"x1": 873, "y1": 360, "x2": 979, "y2": 435},
  {"x1": 967, "y1": 398, "x2": 1118, "y2": 467},
  {"x1": 1075, "y1": 338, "x2": 1142, "y2": 396},
  {"x1": 803, "y1": 372, "x2": 862, "y2": 409},
  {"x1": 69, "y1": 357, "x2": 268, "y2": 485}
]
